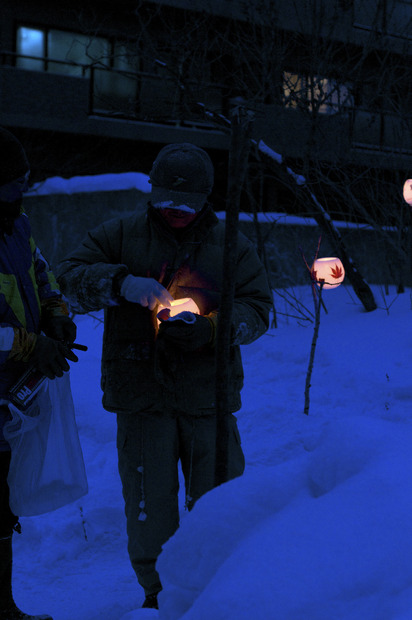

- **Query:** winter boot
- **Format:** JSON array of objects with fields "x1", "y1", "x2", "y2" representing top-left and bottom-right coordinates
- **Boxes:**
[
  {"x1": 0, "y1": 536, "x2": 53, "y2": 620},
  {"x1": 142, "y1": 593, "x2": 159, "y2": 610}
]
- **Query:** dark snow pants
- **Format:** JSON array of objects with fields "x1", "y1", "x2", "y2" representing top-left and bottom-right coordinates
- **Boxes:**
[{"x1": 116, "y1": 411, "x2": 245, "y2": 597}]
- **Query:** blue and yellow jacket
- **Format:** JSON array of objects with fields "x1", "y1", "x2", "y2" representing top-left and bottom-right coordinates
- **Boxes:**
[{"x1": 0, "y1": 212, "x2": 66, "y2": 395}]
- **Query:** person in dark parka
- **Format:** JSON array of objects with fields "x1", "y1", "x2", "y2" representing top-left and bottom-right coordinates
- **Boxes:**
[{"x1": 56, "y1": 143, "x2": 272, "y2": 611}]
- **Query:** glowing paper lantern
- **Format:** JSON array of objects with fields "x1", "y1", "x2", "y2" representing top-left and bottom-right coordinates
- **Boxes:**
[
  {"x1": 311, "y1": 257, "x2": 345, "y2": 289},
  {"x1": 403, "y1": 179, "x2": 412, "y2": 206},
  {"x1": 157, "y1": 297, "x2": 200, "y2": 323}
]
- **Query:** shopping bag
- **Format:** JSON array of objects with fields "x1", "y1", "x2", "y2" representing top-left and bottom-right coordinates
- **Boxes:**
[{"x1": 3, "y1": 371, "x2": 88, "y2": 516}]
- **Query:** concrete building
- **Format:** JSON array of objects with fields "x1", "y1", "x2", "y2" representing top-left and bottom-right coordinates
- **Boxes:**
[{"x1": 1, "y1": 0, "x2": 411, "y2": 216}]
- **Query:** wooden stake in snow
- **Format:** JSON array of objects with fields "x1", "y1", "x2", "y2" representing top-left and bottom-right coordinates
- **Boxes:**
[{"x1": 215, "y1": 105, "x2": 253, "y2": 486}]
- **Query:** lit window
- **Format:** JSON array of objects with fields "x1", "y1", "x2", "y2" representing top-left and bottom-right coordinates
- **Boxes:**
[
  {"x1": 283, "y1": 72, "x2": 353, "y2": 114},
  {"x1": 47, "y1": 30, "x2": 110, "y2": 76},
  {"x1": 15, "y1": 25, "x2": 138, "y2": 110},
  {"x1": 283, "y1": 72, "x2": 304, "y2": 109},
  {"x1": 94, "y1": 42, "x2": 138, "y2": 106},
  {"x1": 16, "y1": 26, "x2": 110, "y2": 76},
  {"x1": 16, "y1": 27, "x2": 45, "y2": 71}
]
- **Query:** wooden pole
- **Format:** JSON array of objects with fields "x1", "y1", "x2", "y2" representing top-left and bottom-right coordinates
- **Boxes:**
[{"x1": 215, "y1": 105, "x2": 253, "y2": 486}]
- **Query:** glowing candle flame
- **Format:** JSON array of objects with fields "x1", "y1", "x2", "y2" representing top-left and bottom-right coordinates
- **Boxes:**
[{"x1": 157, "y1": 297, "x2": 200, "y2": 323}]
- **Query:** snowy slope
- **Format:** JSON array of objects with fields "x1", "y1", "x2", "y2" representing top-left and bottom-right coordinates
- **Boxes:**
[{"x1": 11, "y1": 282, "x2": 412, "y2": 620}]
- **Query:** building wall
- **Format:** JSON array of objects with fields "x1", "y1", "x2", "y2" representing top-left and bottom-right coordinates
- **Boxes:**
[
  {"x1": 0, "y1": 66, "x2": 89, "y2": 130},
  {"x1": 1, "y1": 0, "x2": 411, "y2": 221},
  {"x1": 1, "y1": 0, "x2": 411, "y2": 161},
  {"x1": 23, "y1": 189, "x2": 409, "y2": 288}
]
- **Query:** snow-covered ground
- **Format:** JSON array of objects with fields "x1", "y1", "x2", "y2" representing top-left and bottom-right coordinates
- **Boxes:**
[
  {"x1": 26, "y1": 172, "x2": 152, "y2": 196},
  {"x1": 11, "y1": 281, "x2": 412, "y2": 620}
]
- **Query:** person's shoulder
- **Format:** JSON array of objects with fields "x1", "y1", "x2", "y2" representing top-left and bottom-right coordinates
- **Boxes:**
[
  {"x1": 14, "y1": 212, "x2": 31, "y2": 236},
  {"x1": 212, "y1": 218, "x2": 252, "y2": 248},
  {"x1": 92, "y1": 210, "x2": 147, "y2": 236},
  {"x1": 204, "y1": 212, "x2": 252, "y2": 250},
  {"x1": 118, "y1": 210, "x2": 148, "y2": 237}
]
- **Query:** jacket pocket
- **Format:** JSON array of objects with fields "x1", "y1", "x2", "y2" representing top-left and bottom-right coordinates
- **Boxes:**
[{"x1": 102, "y1": 357, "x2": 161, "y2": 414}]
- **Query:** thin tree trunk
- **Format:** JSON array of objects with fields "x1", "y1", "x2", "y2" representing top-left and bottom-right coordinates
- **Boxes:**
[
  {"x1": 253, "y1": 141, "x2": 377, "y2": 312},
  {"x1": 304, "y1": 281, "x2": 324, "y2": 415},
  {"x1": 215, "y1": 106, "x2": 253, "y2": 487},
  {"x1": 196, "y1": 103, "x2": 377, "y2": 312}
]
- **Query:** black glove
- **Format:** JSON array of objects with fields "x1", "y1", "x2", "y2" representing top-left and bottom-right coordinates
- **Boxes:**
[
  {"x1": 42, "y1": 315, "x2": 77, "y2": 344},
  {"x1": 29, "y1": 334, "x2": 78, "y2": 379},
  {"x1": 157, "y1": 312, "x2": 213, "y2": 351}
]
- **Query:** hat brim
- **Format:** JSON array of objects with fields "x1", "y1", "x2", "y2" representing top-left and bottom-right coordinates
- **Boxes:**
[{"x1": 150, "y1": 186, "x2": 208, "y2": 213}]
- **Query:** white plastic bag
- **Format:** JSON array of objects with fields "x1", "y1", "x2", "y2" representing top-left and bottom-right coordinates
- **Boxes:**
[{"x1": 3, "y1": 372, "x2": 88, "y2": 516}]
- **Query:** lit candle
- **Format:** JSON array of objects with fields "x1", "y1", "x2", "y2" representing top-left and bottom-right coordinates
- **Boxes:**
[
  {"x1": 157, "y1": 297, "x2": 200, "y2": 323},
  {"x1": 403, "y1": 179, "x2": 412, "y2": 206},
  {"x1": 311, "y1": 257, "x2": 345, "y2": 289}
]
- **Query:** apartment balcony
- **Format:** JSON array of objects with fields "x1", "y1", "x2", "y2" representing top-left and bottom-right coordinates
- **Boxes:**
[
  {"x1": 1, "y1": 51, "x2": 411, "y2": 169},
  {"x1": 0, "y1": 52, "x2": 229, "y2": 150},
  {"x1": 253, "y1": 104, "x2": 412, "y2": 169}
]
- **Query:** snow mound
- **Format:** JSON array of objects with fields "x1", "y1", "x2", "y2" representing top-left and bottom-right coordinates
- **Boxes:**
[
  {"x1": 26, "y1": 172, "x2": 151, "y2": 196},
  {"x1": 120, "y1": 610, "x2": 159, "y2": 619},
  {"x1": 158, "y1": 414, "x2": 412, "y2": 620}
]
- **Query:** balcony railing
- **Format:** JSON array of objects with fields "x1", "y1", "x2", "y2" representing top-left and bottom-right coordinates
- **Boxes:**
[
  {"x1": 1, "y1": 50, "x2": 411, "y2": 157},
  {"x1": 350, "y1": 107, "x2": 412, "y2": 156},
  {"x1": 0, "y1": 50, "x2": 225, "y2": 130}
]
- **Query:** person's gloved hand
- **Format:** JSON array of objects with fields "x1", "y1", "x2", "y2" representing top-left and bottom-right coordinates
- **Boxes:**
[
  {"x1": 157, "y1": 312, "x2": 213, "y2": 351},
  {"x1": 29, "y1": 334, "x2": 78, "y2": 379},
  {"x1": 42, "y1": 315, "x2": 77, "y2": 344},
  {"x1": 120, "y1": 275, "x2": 173, "y2": 310}
]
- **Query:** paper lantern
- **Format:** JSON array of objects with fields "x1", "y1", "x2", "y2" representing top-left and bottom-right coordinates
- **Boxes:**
[
  {"x1": 403, "y1": 179, "x2": 412, "y2": 206},
  {"x1": 157, "y1": 297, "x2": 200, "y2": 323},
  {"x1": 311, "y1": 257, "x2": 345, "y2": 289}
]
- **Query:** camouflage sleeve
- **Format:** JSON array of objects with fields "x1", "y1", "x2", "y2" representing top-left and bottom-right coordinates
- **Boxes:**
[
  {"x1": 55, "y1": 219, "x2": 128, "y2": 314},
  {"x1": 57, "y1": 262, "x2": 128, "y2": 314},
  {"x1": 230, "y1": 236, "x2": 273, "y2": 345}
]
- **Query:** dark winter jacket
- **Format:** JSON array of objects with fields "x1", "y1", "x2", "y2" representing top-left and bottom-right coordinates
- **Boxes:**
[
  {"x1": 56, "y1": 205, "x2": 272, "y2": 415},
  {"x1": 0, "y1": 212, "x2": 66, "y2": 451},
  {"x1": 0, "y1": 213, "x2": 63, "y2": 396}
]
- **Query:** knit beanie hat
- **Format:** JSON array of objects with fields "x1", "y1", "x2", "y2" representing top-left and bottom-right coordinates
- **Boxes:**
[
  {"x1": 149, "y1": 143, "x2": 214, "y2": 212},
  {"x1": 0, "y1": 127, "x2": 30, "y2": 186}
]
